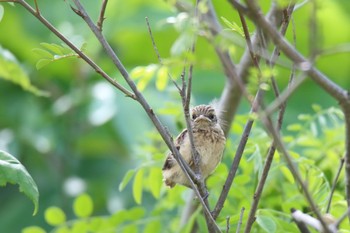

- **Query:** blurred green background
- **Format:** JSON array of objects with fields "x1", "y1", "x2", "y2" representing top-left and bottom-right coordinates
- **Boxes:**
[{"x1": 0, "y1": 0, "x2": 350, "y2": 232}]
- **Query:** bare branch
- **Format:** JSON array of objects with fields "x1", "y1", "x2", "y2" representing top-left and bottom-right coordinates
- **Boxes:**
[
  {"x1": 326, "y1": 157, "x2": 345, "y2": 213},
  {"x1": 97, "y1": 0, "x2": 108, "y2": 31},
  {"x1": 226, "y1": 216, "x2": 230, "y2": 233},
  {"x1": 145, "y1": 17, "x2": 162, "y2": 63},
  {"x1": 71, "y1": 0, "x2": 220, "y2": 231},
  {"x1": 243, "y1": 0, "x2": 350, "y2": 221},
  {"x1": 236, "y1": 207, "x2": 245, "y2": 233},
  {"x1": 14, "y1": 0, "x2": 135, "y2": 99},
  {"x1": 243, "y1": 0, "x2": 348, "y2": 103},
  {"x1": 244, "y1": 5, "x2": 295, "y2": 231}
]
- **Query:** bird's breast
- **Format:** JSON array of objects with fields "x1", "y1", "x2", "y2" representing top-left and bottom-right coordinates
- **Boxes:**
[{"x1": 193, "y1": 129, "x2": 226, "y2": 177}]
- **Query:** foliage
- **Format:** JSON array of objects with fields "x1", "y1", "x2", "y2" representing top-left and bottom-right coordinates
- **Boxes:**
[
  {"x1": 18, "y1": 106, "x2": 350, "y2": 232},
  {"x1": 0, "y1": 0, "x2": 350, "y2": 232},
  {"x1": 0, "y1": 150, "x2": 39, "y2": 215}
]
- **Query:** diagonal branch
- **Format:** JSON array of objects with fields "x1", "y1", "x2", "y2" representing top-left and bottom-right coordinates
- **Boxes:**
[
  {"x1": 70, "y1": 0, "x2": 220, "y2": 231},
  {"x1": 243, "y1": 0, "x2": 350, "y2": 222},
  {"x1": 13, "y1": 0, "x2": 135, "y2": 99}
]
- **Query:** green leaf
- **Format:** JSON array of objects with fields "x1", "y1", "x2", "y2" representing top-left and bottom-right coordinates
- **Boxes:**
[
  {"x1": 133, "y1": 169, "x2": 144, "y2": 204},
  {"x1": 130, "y1": 66, "x2": 146, "y2": 80},
  {"x1": 22, "y1": 226, "x2": 47, "y2": 233},
  {"x1": 121, "y1": 225, "x2": 138, "y2": 233},
  {"x1": 127, "y1": 207, "x2": 145, "y2": 220},
  {"x1": 148, "y1": 168, "x2": 162, "y2": 199},
  {"x1": 144, "y1": 220, "x2": 161, "y2": 233},
  {"x1": 0, "y1": 150, "x2": 39, "y2": 215},
  {"x1": 221, "y1": 16, "x2": 244, "y2": 37},
  {"x1": 280, "y1": 166, "x2": 295, "y2": 184},
  {"x1": 312, "y1": 104, "x2": 322, "y2": 112},
  {"x1": 0, "y1": 47, "x2": 49, "y2": 96},
  {"x1": 256, "y1": 215, "x2": 276, "y2": 233},
  {"x1": 36, "y1": 59, "x2": 52, "y2": 70},
  {"x1": 287, "y1": 123, "x2": 302, "y2": 131},
  {"x1": 32, "y1": 48, "x2": 54, "y2": 59},
  {"x1": 119, "y1": 169, "x2": 136, "y2": 191},
  {"x1": 156, "y1": 66, "x2": 168, "y2": 91},
  {"x1": 40, "y1": 42, "x2": 66, "y2": 55},
  {"x1": 45, "y1": 206, "x2": 66, "y2": 226},
  {"x1": 73, "y1": 193, "x2": 94, "y2": 218}
]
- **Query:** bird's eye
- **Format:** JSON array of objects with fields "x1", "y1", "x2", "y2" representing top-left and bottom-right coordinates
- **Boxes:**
[
  {"x1": 208, "y1": 114, "x2": 215, "y2": 120},
  {"x1": 192, "y1": 114, "x2": 197, "y2": 120}
]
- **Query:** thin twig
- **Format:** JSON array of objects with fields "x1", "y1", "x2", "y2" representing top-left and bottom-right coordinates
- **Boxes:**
[
  {"x1": 33, "y1": 0, "x2": 40, "y2": 14},
  {"x1": 213, "y1": 89, "x2": 264, "y2": 220},
  {"x1": 236, "y1": 207, "x2": 245, "y2": 233},
  {"x1": 243, "y1": 0, "x2": 350, "y2": 228},
  {"x1": 326, "y1": 157, "x2": 345, "y2": 213},
  {"x1": 243, "y1": 0, "x2": 348, "y2": 102},
  {"x1": 14, "y1": 0, "x2": 135, "y2": 99},
  {"x1": 226, "y1": 216, "x2": 230, "y2": 233},
  {"x1": 97, "y1": 0, "x2": 108, "y2": 31},
  {"x1": 212, "y1": 1, "x2": 269, "y2": 220},
  {"x1": 71, "y1": 0, "x2": 220, "y2": 231},
  {"x1": 244, "y1": 5, "x2": 295, "y2": 232},
  {"x1": 145, "y1": 17, "x2": 162, "y2": 63},
  {"x1": 259, "y1": 109, "x2": 332, "y2": 233},
  {"x1": 145, "y1": 17, "x2": 182, "y2": 92}
]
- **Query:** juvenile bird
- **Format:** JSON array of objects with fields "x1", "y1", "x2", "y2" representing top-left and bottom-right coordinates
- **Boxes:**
[{"x1": 162, "y1": 105, "x2": 226, "y2": 188}]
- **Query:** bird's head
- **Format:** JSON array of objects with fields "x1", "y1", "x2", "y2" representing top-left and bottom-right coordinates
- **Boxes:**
[{"x1": 191, "y1": 105, "x2": 218, "y2": 129}]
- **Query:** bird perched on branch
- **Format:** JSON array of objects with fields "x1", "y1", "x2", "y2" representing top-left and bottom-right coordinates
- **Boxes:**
[{"x1": 162, "y1": 105, "x2": 226, "y2": 188}]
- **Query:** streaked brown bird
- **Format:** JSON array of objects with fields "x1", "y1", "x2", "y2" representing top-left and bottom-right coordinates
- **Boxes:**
[{"x1": 162, "y1": 105, "x2": 226, "y2": 188}]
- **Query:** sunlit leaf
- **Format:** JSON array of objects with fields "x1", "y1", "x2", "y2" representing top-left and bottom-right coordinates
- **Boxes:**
[
  {"x1": 0, "y1": 150, "x2": 39, "y2": 215},
  {"x1": 73, "y1": 193, "x2": 94, "y2": 218},
  {"x1": 130, "y1": 66, "x2": 146, "y2": 80},
  {"x1": 22, "y1": 226, "x2": 47, "y2": 233},
  {"x1": 298, "y1": 114, "x2": 312, "y2": 121},
  {"x1": 119, "y1": 169, "x2": 136, "y2": 191},
  {"x1": 133, "y1": 169, "x2": 144, "y2": 204},
  {"x1": 312, "y1": 104, "x2": 322, "y2": 112},
  {"x1": 0, "y1": 46, "x2": 49, "y2": 96},
  {"x1": 280, "y1": 166, "x2": 294, "y2": 184},
  {"x1": 156, "y1": 66, "x2": 168, "y2": 91},
  {"x1": 148, "y1": 168, "x2": 162, "y2": 199},
  {"x1": 256, "y1": 215, "x2": 276, "y2": 233},
  {"x1": 287, "y1": 124, "x2": 302, "y2": 131},
  {"x1": 45, "y1": 206, "x2": 66, "y2": 226},
  {"x1": 221, "y1": 16, "x2": 244, "y2": 37}
]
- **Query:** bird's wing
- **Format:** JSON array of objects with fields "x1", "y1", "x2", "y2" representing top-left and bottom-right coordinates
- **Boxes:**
[{"x1": 162, "y1": 129, "x2": 188, "y2": 170}]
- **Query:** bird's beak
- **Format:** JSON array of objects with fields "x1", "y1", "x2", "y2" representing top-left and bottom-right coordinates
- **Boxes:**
[{"x1": 194, "y1": 115, "x2": 210, "y2": 123}]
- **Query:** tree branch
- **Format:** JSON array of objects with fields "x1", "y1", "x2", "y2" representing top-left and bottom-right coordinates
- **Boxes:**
[
  {"x1": 7, "y1": 0, "x2": 135, "y2": 99},
  {"x1": 71, "y1": 0, "x2": 220, "y2": 231},
  {"x1": 97, "y1": 0, "x2": 108, "y2": 31},
  {"x1": 243, "y1": 0, "x2": 348, "y2": 103}
]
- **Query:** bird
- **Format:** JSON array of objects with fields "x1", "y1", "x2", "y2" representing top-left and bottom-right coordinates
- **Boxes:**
[{"x1": 162, "y1": 104, "x2": 226, "y2": 188}]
